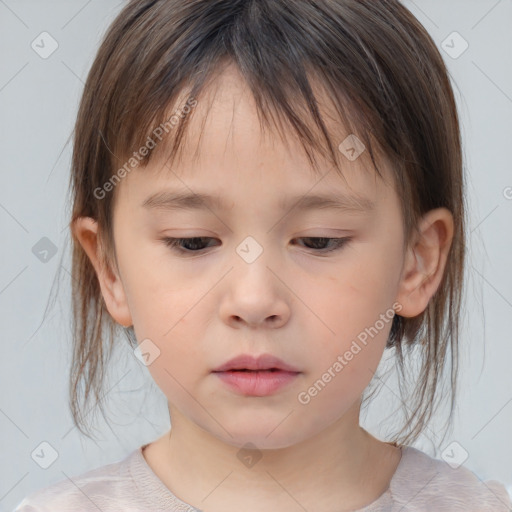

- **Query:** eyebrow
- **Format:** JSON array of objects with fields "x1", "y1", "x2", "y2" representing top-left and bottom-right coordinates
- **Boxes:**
[{"x1": 141, "y1": 190, "x2": 375, "y2": 214}]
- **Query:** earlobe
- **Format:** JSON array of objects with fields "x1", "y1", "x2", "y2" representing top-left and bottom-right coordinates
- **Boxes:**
[
  {"x1": 72, "y1": 217, "x2": 133, "y2": 327},
  {"x1": 395, "y1": 208, "x2": 454, "y2": 318}
]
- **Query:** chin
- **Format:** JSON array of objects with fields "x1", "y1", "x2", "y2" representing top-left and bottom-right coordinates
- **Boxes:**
[{"x1": 204, "y1": 419, "x2": 315, "y2": 451}]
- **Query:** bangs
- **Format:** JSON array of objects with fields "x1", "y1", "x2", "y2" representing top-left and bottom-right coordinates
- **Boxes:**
[
  {"x1": 98, "y1": 0, "x2": 418, "y2": 188},
  {"x1": 110, "y1": 58, "x2": 388, "y2": 188}
]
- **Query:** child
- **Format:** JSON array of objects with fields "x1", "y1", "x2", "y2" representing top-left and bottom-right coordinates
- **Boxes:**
[{"x1": 15, "y1": 0, "x2": 511, "y2": 510}]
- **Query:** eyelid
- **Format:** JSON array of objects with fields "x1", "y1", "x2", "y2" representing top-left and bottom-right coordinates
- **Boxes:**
[{"x1": 160, "y1": 235, "x2": 353, "y2": 256}]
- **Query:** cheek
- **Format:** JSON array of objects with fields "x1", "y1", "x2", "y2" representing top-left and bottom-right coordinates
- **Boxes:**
[
  {"x1": 116, "y1": 234, "x2": 191, "y2": 325},
  {"x1": 291, "y1": 261, "x2": 399, "y2": 419},
  {"x1": 295, "y1": 238, "x2": 403, "y2": 373},
  {"x1": 130, "y1": 297, "x2": 209, "y2": 404},
  {"x1": 117, "y1": 243, "x2": 214, "y2": 369}
]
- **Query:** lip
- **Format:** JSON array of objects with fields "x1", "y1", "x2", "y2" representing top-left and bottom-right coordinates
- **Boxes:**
[
  {"x1": 212, "y1": 353, "x2": 300, "y2": 372},
  {"x1": 212, "y1": 354, "x2": 301, "y2": 397},
  {"x1": 214, "y1": 370, "x2": 300, "y2": 396}
]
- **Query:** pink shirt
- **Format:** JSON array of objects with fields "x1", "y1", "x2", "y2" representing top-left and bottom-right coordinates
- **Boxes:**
[{"x1": 14, "y1": 443, "x2": 512, "y2": 511}]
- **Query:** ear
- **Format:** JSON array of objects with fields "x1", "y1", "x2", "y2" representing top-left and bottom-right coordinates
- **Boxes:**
[
  {"x1": 395, "y1": 207, "x2": 454, "y2": 318},
  {"x1": 72, "y1": 217, "x2": 133, "y2": 327}
]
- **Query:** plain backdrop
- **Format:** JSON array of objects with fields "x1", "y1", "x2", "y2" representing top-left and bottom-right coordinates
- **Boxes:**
[{"x1": 1, "y1": 0, "x2": 511, "y2": 510}]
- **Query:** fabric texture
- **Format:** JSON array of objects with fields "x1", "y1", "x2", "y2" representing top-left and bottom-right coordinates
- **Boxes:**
[{"x1": 14, "y1": 443, "x2": 512, "y2": 511}]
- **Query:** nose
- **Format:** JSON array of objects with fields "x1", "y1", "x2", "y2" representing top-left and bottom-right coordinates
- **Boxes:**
[{"x1": 219, "y1": 258, "x2": 291, "y2": 330}]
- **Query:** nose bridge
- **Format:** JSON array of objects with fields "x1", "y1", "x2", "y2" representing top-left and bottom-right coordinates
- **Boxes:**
[
  {"x1": 232, "y1": 233, "x2": 278, "y2": 293},
  {"x1": 219, "y1": 233, "x2": 290, "y2": 328},
  {"x1": 235, "y1": 234, "x2": 267, "y2": 266}
]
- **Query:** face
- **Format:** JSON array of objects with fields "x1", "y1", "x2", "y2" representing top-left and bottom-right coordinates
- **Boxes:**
[{"x1": 102, "y1": 67, "x2": 409, "y2": 450}]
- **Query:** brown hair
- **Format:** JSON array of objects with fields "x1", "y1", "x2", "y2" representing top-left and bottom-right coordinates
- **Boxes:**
[{"x1": 67, "y1": 0, "x2": 466, "y2": 447}]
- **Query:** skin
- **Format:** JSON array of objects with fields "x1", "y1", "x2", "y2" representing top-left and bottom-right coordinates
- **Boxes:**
[{"x1": 74, "y1": 64, "x2": 454, "y2": 512}]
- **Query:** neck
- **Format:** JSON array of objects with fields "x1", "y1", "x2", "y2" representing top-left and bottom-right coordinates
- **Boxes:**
[{"x1": 143, "y1": 400, "x2": 400, "y2": 512}]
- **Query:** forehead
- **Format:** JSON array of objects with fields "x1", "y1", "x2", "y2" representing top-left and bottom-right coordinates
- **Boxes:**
[
  {"x1": 148, "y1": 65, "x2": 379, "y2": 167},
  {"x1": 116, "y1": 64, "x2": 394, "y2": 212}
]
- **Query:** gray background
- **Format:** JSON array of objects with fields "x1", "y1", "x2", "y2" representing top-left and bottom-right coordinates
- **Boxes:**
[{"x1": 1, "y1": 0, "x2": 511, "y2": 510}]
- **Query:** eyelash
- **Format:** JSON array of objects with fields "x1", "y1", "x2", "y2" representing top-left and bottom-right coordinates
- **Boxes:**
[{"x1": 161, "y1": 236, "x2": 352, "y2": 256}]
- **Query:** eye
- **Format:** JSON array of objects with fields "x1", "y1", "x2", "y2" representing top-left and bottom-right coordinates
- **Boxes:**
[
  {"x1": 162, "y1": 237, "x2": 219, "y2": 254},
  {"x1": 161, "y1": 236, "x2": 352, "y2": 255},
  {"x1": 291, "y1": 237, "x2": 352, "y2": 253}
]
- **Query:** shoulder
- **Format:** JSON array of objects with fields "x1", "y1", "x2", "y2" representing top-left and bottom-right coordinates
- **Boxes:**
[
  {"x1": 13, "y1": 449, "x2": 140, "y2": 512},
  {"x1": 391, "y1": 445, "x2": 512, "y2": 511}
]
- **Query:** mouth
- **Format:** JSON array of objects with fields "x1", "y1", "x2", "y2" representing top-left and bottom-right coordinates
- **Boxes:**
[
  {"x1": 213, "y1": 368, "x2": 300, "y2": 396},
  {"x1": 212, "y1": 353, "x2": 300, "y2": 373},
  {"x1": 211, "y1": 354, "x2": 301, "y2": 396},
  {"x1": 218, "y1": 368, "x2": 283, "y2": 372}
]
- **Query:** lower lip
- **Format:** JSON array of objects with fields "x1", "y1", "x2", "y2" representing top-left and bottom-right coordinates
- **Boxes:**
[{"x1": 213, "y1": 370, "x2": 300, "y2": 396}]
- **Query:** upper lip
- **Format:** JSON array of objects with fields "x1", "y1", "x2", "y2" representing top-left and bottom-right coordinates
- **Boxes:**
[{"x1": 212, "y1": 353, "x2": 300, "y2": 372}]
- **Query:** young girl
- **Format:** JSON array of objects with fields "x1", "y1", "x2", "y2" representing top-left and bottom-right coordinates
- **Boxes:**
[{"x1": 15, "y1": 0, "x2": 511, "y2": 510}]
